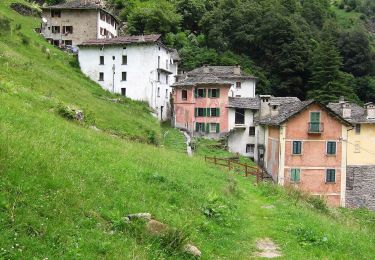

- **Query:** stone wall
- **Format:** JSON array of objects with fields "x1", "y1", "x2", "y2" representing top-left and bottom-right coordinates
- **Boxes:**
[{"x1": 346, "y1": 165, "x2": 375, "y2": 210}]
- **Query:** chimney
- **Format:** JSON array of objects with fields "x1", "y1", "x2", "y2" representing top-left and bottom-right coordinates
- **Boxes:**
[
  {"x1": 365, "y1": 102, "x2": 375, "y2": 119},
  {"x1": 233, "y1": 64, "x2": 241, "y2": 75},
  {"x1": 203, "y1": 64, "x2": 209, "y2": 74},
  {"x1": 259, "y1": 95, "x2": 272, "y2": 118},
  {"x1": 342, "y1": 103, "x2": 351, "y2": 118}
]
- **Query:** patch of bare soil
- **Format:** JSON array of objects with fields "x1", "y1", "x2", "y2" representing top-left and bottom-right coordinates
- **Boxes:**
[{"x1": 255, "y1": 238, "x2": 282, "y2": 258}]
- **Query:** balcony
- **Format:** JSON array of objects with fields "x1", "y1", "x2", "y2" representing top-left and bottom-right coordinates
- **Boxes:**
[{"x1": 308, "y1": 122, "x2": 324, "y2": 134}]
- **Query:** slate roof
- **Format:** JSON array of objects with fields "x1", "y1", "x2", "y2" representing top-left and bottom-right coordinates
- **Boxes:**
[
  {"x1": 171, "y1": 49, "x2": 181, "y2": 61},
  {"x1": 269, "y1": 97, "x2": 300, "y2": 106},
  {"x1": 328, "y1": 102, "x2": 375, "y2": 124},
  {"x1": 228, "y1": 97, "x2": 260, "y2": 109},
  {"x1": 187, "y1": 66, "x2": 256, "y2": 79},
  {"x1": 42, "y1": 0, "x2": 119, "y2": 22},
  {"x1": 259, "y1": 100, "x2": 351, "y2": 126},
  {"x1": 172, "y1": 74, "x2": 232, "y2": 87},
  {"x1": 43, "y1": 0, "x2": 105, "y2": 9},
  {"x1": 79, "y1": 34, "x2": 162, "y2": 46}
]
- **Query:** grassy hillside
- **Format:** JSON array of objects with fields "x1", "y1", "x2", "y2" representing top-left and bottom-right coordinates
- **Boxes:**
[{"x1": 1, "y1": 1, "x2": 375, "y2": 259}]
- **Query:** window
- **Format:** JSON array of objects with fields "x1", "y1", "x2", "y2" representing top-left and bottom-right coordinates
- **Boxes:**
[
  {"x1": 209, "y1": 88, "x2": 220, "y2": 98},
  {"x1": 121, "y1": 88, "x2": 126, "y2": 97},
  {"x1": 195, "y1": 108, "x2": 206, "y2": 117},
  {"x1": 195, "y1": 122, "x2": 205, "y2": 132},
  {"x1": 62, "y1": 26, "x2": 73, "y2": 34},
  {"x1": 292, "y1": 141, "x2": 302, "y2": 155},
  {"x1": 100, "y1": 11, "x2": 106, "y2": 21},
  {"x1": 181, "y1": 90, "x2": 187, "y2": 100},
  {"x1": 246, "y1": 144, "x2": 255, "y2": 153},
  {"x1": 309, "y1": 112, "x2": 321, "y2": 132},
  {"x1": 158, "y1": 56, "x2": 160, "y2": 68},
  {"x1": 99, "y1": 56, "x2": 104, "y2": 65},
  {"x1": 53, "y1": 40, "x2": 60, "y2": 46},
  {"x1": 195, "y1": 88, "x2": 206, "y2": 98},
  {"x1": 165, "y1": 89, "x2": 168, "y2": 98},
  {"x1": 157, "y1": 87, "x2": 160, "y2": 97},
  {"x1": 157, "y1": 73, "x2": 161, "y2": 82},
  {"x1": 166, "y1": 75, "x2": 169, "y2": 84},
  {"x1": 236, "y1": 82, "x2": 241, "y2": 89},
  {"x1": 122, "y1": 72, "x2": 127, "y2": 81},
  {"x1": 326, "y1": 169, "x2": 336, "y2": 183},
  {"x1": 290, "y1": 169, "x2": 301, "y2": 182},
  {"x1": 112, "y1": 56, "x2": 115, "y2": 60},
  {"x1": 327, "y1": 141, "x2": 336, "y2": 155},
  {"x1": 355, "y1": 124, "x2": 361, "y2": 134},
  {"x1": 249, "y1": 127, "x2": 255, "y2": 136},
  {"x1": 208, "y1": 108, "x2": 220, "y2": 117},
  {"x1": 209, "y1": 123, "x2": 219, "y2": 133},
  {"x1": 99, "y1": 72, "x2": 104, "y2": 81},
  {"x1": 63, "y1": 40, "x2": 72, "y2": 46},
  {"x1": 51, "y1": 10, "x2": 61, "y2": 18},
  {"x1": 235, "y1": 108, "x2": 245, "y2": 124},
  {"x1": 166, "y1": 59, "x2": 169, "y2": 69},
  {"x1": 122, "y1": 55, "x2": 127, "y2": 65},
  {"x1": 51, "y1": 26, "x2": 60, "y2": 33}
]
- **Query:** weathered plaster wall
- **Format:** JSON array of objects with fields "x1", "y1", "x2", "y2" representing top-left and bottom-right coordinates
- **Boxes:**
[
  {"x1": 283, "y1": 103, "x2": 345, "y2": 207},
  {"x1": 266, "y1": 126, "x2": 280, "y2": 181},
  {"x1": 228, "y1": 79, "x2": 256, "y2": 98},
  {"x1": 347, "y1": 124, "x2": 375, "y2": 165},
  {"x1": 346, "y1": 165, "x2": 375, "y2": 210},
  {"x1": 41, "y1": 9, "x2": 99, "y2": 46}
]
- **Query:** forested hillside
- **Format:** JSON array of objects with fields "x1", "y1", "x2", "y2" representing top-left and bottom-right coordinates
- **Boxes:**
[{"x1": 101, "y1": 0, "x2": 375, "y2": 104}]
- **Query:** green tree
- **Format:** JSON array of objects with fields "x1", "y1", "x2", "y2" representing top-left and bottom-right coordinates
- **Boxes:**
[
  {"x1": 338, "y1": 29, "x2": 375, "y2": 77},
  {"x1": 175, "y1": 0, "x2": 207, "y2": 32},
  {"x1": 301, "y1": 0, "x2": 331, "y2": 28},
  {"x1": 127, "y1": 1, "x2": 182, "y2": 35},
  {"x1": 355, "y1": 77, "x2": 375, "y2": 103},
  {"x1": 308, "y1": 38, "x2": 358, "y2": 103}
]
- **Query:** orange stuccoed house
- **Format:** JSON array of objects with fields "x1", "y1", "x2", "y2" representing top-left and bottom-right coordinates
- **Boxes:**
[{"x1": 258, "y1": 99, "x2": 352, "y2": 207}]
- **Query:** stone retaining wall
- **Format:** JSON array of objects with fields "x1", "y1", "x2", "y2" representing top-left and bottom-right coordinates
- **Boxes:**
[{"x1": 346, "y1": 165, "x2": 375, "y2": 210}]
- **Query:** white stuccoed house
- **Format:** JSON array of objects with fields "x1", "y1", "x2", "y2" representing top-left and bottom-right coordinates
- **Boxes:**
[{"x1": 78, "y1": 34, "x2": 179, "y2": 121}]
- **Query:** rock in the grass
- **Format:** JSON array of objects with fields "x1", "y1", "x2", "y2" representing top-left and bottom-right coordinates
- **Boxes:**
[
  {"x1": 146, "y1": 219, "x2": 168, "y2": 235},
  {"x1": 184, "y1": 243, "x2": 201, "y2": 257},
  {"x1": 127, "y1": 213, "x2": 152, "y2": 221},
  {"x1": 75, "y1": 110, "x2": 84, "y2": 121}
]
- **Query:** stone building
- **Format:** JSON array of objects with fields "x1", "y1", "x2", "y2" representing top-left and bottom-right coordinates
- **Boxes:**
[
  {"x1": 40, "y1": 0, "x2": 118, "y2": 47},
  {"x1": 78, "y1": 34, "x2": 179, "y2": 121},
  {"x1": 328, "y1": 100, "x2": 375, "y2": 210}
]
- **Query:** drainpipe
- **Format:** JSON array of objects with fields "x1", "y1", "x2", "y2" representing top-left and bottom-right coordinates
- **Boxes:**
[{"x1": 112, "y1": 64, "x2": 115, "y2": 93}]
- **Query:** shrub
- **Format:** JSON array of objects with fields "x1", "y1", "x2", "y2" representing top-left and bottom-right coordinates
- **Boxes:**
[
  {"x1": 19, "y1": 33, "x2": 30, "y2": 45},
  {"x1": 295, "y1": 227, "x2": 329, "y2": 247},
  {"x1": 159, "y1": 228, "x2": 188, "y2": 254},
  {"x1": 69, "y1": 55, "x2": 80, "y2": 69},
  {"x1": 306, "y1": 196, "x2": 329, "y2": 213},
  {"x1": 0, "y1": 16, "x2": 11, "y2": 36},
  {"x1": 57, "y1": 103, "x2": 76, "y2": 120}
]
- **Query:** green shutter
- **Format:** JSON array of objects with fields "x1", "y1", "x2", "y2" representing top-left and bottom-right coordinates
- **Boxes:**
[
  {"x1": 217, "y1": 89, "x2": 220, "y2": 97},
  {"x1": 326, "y1": 169, "x2": 336, "y2": 182},
  {"x1": 201, "y1": 123, "x2": 205, "y2": 132},
  {"x1": 203, "y1": 89, "x2": 206, "y2": 98},
  {"x1": 216, "y1": 123, "x2": 220, "y2": 133},
  {"x1": 207, "y1": 108, "x2": 211, "y2": 117},
  {"x1": 293, "y1": 141, "x2": 301, "y2": 154},
  {"x1": 208, "y1": 89, "x2": 212, "y2": 98},
  {"x1": 327, "y1": 142, "x2": 336, "y2": 155},
  {"x1": 194, "y1": 108, "x2": 198, "y2": 117},
  {"x1": 194, "y1": 88, "x2": 198, "y2": 98},
  {"x1": 216, "y1": 108, "x2": 220, "y2": 117},
  {"x1": 291, "y1": 169, "x2": 300, "y2": 182},
  {"x1": 310, "y1": 112, "x2": 321, "y2": 122},
  {"x1": 203, "y1": 107, "x2": 206, "y2": 117},
  {"x1": 195, "y1": 122, "x2": 199, "y2": 132}
]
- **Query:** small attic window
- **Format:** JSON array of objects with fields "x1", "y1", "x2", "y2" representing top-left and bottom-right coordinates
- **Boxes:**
[{"x1": 272, "y1": 105, "x2": 278, "y2": 110}]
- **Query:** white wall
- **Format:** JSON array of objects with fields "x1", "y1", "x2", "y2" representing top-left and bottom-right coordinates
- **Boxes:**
[
  {"x1": 228, "y1": 79, "x2": 256, "y2": 98},
  {"x1": 97, "y1": 12, "x2": 118, "y2": 38},
  {"x1": 228, "y1": 108, "x2": 257, "y2": 158},
  {"x1": 78, "y1": 43, "x2": 177, "y2": 121}
]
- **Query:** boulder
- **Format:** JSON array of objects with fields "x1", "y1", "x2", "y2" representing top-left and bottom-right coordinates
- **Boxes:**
[
  {"x1": 146, "y1": 219, "x2": 168, "y2": 235},
  {"x1": 127, "y1": 213, "x2": 152, "y2": 221},
  {"x1": 184, "y1": 243, "x2": 201, "y2": 257}
]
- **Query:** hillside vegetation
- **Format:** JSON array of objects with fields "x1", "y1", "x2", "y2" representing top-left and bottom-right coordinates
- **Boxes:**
[{"x1": 1, "y1": 1, "x2": 375, "y2": 259}]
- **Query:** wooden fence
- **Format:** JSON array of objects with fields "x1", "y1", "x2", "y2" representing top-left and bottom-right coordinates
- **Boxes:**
[{"x1": 204, "y1": 156, "x2": 263, "y2": 183}]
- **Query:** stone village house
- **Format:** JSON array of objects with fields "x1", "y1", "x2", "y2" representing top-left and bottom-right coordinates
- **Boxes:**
[
  {"x1": 40, "y1": 0, "x2": 119, "y2": 47},
  {"x1": 78, "y1": 35, "x2": 179, "y2": 121}
]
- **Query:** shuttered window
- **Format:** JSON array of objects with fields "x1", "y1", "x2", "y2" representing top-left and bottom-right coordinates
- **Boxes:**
[
  {"x1": 195, "y1": 122, "x2": 205, "y2": 132},
  {"x1": 208, "y1": 88, "x2": 220, "y2": 98},
  {"x1": 326, "y1": 169, "x2": 336, "y2": 183},
  {"x1": 292, "y1": 141, "x2": 302, "y2": 155},
  {"x1": 290, "y1": 169, "x2": 301, "y2": 182},
  {"x1": 208, "y1": 108, "x2": 220, "y2": 117},
  {"x1": 195, "y1": 108, "x2": 206, "y2": 117},
  {"x1": 249, "y1": 127, "x2": 255, "y2": 136},
  {"x1": 195, "y1": 88, "x2": 206, "y2": 98},
  {"x1": 327, "y1": 141, "x2": 336, "y2": 155}
]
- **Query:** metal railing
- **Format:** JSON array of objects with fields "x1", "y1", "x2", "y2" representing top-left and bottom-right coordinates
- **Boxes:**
[{"x1": 308, "y1": 122, "x2": 324, "y2": 133}]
